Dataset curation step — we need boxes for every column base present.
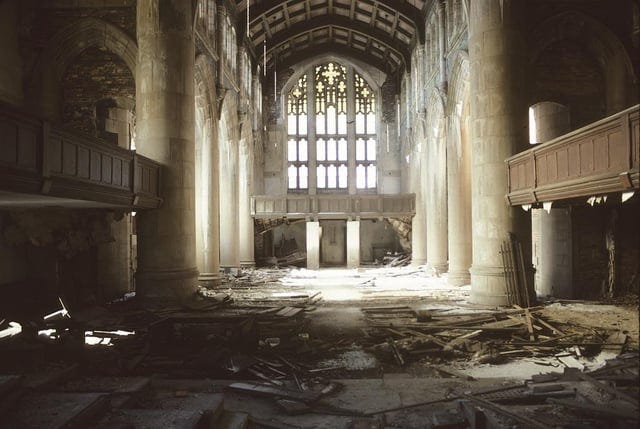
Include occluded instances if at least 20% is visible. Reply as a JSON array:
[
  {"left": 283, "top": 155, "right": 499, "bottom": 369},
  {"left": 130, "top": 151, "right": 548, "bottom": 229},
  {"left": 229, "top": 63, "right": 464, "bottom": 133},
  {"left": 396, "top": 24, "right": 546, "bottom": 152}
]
[
  {"left": 411, "top": 258, "right": 428, "bottom": 267},
  {"left": 428, "top": 261, "right": 448, "bottom": 275},
  {"left": 198, "top": 272, "right": 222, "bottom": 287},
  {"left": 469, "top": 264, "right": 508, "bottom": 306},
  {"left": 136, "top": 267, "right": 199, "bottom": 300},
  {"left": 240, "top": 260, "right": 255, "bottom": 268},
  {"left": 448, "top": 269, "right": 471, "bottom": 286}
]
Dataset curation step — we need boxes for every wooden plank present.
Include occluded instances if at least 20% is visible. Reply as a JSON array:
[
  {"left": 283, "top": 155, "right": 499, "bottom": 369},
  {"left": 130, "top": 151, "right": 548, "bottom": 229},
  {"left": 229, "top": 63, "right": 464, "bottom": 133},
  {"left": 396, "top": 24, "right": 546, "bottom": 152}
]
[
  {"left": 461, "top": 393, "right": 548, "bottom": 428},
  {"left": 524, "top": 308, "right": 536, "bottom": 341}
]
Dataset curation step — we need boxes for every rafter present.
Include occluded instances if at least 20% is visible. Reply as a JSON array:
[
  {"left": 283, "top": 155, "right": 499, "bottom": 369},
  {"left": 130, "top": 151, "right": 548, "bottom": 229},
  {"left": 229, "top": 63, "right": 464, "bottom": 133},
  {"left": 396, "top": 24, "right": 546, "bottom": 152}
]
[
  {"left": 271, "top": 42, "right": 401, "bottom": 75},
  {"left": 264, "top": 15, "right": 411, "bottom": 67}
]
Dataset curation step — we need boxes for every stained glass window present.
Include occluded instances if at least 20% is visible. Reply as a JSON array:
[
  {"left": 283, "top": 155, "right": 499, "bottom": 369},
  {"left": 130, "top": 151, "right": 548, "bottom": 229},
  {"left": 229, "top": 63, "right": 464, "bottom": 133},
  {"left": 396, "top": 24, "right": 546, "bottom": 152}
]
[{"left": 285, "top": 62, "right": 376, "bottom": 192}]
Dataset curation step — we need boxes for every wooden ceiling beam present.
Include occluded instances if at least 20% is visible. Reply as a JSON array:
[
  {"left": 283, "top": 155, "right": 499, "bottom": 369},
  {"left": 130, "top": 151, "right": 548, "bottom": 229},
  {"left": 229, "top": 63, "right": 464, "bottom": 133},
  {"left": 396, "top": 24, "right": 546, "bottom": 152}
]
[
  {"left": 263, "top": 15, "right": 411, "bottom": 67},
  {"left": 271, "top": 42, "right": 401, "bottom": 75}
]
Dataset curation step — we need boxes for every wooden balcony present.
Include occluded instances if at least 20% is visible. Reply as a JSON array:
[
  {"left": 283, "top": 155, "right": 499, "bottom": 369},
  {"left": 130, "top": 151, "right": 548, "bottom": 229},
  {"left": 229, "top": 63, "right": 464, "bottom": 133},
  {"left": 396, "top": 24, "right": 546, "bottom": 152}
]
[
  {"left": 0, "top": 103, "right": 162, "bottom": 209},
  {"left": 506, "top": 105, "right": 639, "bottom": 206},
  {"left": 251, "top": 193, "right": 416, "bottom": 220}
]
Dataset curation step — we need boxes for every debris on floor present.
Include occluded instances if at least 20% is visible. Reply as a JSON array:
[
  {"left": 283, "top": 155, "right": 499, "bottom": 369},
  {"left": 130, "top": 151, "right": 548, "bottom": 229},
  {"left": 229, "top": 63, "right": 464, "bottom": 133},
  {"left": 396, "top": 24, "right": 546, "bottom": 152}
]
[{"left": 0, "top": 267, "right": 637, "bottom": 427}]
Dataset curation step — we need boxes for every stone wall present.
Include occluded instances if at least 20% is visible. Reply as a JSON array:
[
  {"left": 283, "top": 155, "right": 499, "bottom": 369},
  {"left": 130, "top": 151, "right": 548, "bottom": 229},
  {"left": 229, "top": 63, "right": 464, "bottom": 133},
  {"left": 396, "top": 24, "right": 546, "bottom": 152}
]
[{"left": 62, "top": 47, "right": 135, "bottom": 136}]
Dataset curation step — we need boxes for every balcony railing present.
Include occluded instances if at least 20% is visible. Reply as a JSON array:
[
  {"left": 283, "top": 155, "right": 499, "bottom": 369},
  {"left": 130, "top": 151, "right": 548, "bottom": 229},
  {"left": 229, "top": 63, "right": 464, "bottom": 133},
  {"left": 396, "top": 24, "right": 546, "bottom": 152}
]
[
  {"left": 251, "top": 193, "right": 416, "bottom": 220},
  {"left": 0, "top": 103, "right": 162, "bottom": 209},
  {"left": 506, "top": 105, "right": 639, "bottom": 206}
]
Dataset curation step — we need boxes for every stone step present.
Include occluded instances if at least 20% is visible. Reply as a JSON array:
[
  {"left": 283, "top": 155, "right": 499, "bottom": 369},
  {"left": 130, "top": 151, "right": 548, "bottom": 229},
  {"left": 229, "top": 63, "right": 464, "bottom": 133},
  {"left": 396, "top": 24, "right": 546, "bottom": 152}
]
[
  {"left": 216, "top": 410, "right": 250, "bottom": 429},
  {"left": 94, "top": 409, "right": 206, "bottom": 429},
  {"left": 3, "top": 392, "right": 109, "bottom": 429}
]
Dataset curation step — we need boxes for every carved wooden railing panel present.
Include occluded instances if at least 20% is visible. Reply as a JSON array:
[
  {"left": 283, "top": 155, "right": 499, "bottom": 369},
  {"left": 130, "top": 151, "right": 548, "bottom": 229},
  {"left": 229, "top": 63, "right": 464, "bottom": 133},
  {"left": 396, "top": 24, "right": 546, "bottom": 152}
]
[
  {"left": 251, "top": 194, "right": 416, "bottom": 219},
  {"left": 0, "top": 103, "right": 162, "bottom": 209},
  {"left": 506, "top": 105, "right": 640, "bottom": 205}
]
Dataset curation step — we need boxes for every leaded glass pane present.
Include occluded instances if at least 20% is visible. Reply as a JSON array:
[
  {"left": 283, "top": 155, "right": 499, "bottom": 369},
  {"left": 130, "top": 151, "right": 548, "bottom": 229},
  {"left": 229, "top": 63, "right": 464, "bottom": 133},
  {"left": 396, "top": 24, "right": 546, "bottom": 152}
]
[{"left": 299, "top": 139, "right": 308, "bottom": 161}]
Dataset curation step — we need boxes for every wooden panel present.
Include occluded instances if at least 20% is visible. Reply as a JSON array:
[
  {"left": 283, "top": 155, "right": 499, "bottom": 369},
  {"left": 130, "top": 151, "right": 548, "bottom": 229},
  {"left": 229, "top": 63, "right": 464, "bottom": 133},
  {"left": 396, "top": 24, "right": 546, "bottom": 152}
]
[
  {"left": 50, "top": 137, "right": 63, "bottom": 173},
  {"left": 593, "top": 136, "right": 607, "bottom": 172},
  {"left": 506, "top": 105, "right": 639, "bottom": 205},
  {"left": 101, "top": 155, "right": 112, "bottom": 184},
  {"left": 17, "top": 127, "right": 37, "bottom": 169},
  {"left": 77, "top": 147, "right": 90, "bottom": 179},
  {"left": 90, "top": 151, "right": 102, "bottom": 181},
  {"left": 122, "top": 160, "right": 131, "bottom": 187},
  {"left": 568, "top": 144, "right": 579, "bottom": 177},
  {"left": 537, "top": 154, "right": 548, "bottom": 186},
  {"left": 579, "top": 141, "right": 593, "bottom": 175},
  {"left": 0, "top": 120, "right": 18, "bottom": 164},
  {"left": 557, "top": 148, "right": 568, "bottom": 179},
  {"left": 62, "top": 141, "right": 77, "bottom": 176},
  {"left": 113, "top": 158, "right": 122, "bottom": 186},
  {"left": 607, "top": 130, "right": 625, "bottom": 169}
]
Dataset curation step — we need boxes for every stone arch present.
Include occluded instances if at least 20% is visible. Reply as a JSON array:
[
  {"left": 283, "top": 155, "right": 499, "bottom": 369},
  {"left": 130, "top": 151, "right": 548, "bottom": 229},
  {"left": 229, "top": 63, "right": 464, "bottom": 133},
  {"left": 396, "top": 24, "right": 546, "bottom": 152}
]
[
  {"left": 528, "top": 11, "right": 636, "bottom": 117},
  {"left": 281, "top": 54, "right": 387, "bottom": 100},
  {"left": 44, "top": 17, "right": 138, "bottom": 82},
  {"left": 32, "top": 17, "right": 137, "bottom": 121}
]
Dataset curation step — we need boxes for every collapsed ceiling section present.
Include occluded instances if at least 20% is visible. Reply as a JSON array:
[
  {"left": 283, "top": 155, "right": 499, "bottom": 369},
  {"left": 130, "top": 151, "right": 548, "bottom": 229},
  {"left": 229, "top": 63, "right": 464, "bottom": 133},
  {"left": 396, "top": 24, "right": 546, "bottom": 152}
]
[{"left": 238, "top": 0, "right": 427, "bottom": 75}]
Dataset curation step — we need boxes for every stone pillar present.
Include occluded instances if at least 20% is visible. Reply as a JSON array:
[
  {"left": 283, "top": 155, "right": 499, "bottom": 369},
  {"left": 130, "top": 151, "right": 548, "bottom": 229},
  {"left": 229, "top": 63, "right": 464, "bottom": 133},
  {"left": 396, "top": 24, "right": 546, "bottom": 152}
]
[
  {"left": 346, "top": 220, "right": 360, "bottom": 268},
  {"left": 447, "top": 113, "right": 472, "bottom": 285},
  {"left": 532, "top": 208, "right": 572, "bottom": 297},
  {"left": 135, "top": 0, "right": 198, "bottom": 299},
  {"left": 529, "top": 102, "right": 572, "bottom": 298},
  {"left": 239, "top": 132, "right": 255, "bottom": 267},
  {"left": 411, "top": 156, "right": 428, "bottom": 266},
  {"left": 306, "top": 221, "right": 320, "bottom": 269},
  {"left": 436, "top": 0, "right": 447, "bottom": 92},
  {"left": 426, "top": 110, "right": 448, "bottom": 274},
  {"left": 195, "top": 110, "right": 221, "bottom": 285},
  {"left": 97, "top": 212, "right": 131, "bottom": 299},
  {"left": 469, "top": 0, "right": 530, "bottom": 305},
  {"left": 218, "top": 113, "right": 240, "bottom": 270}
]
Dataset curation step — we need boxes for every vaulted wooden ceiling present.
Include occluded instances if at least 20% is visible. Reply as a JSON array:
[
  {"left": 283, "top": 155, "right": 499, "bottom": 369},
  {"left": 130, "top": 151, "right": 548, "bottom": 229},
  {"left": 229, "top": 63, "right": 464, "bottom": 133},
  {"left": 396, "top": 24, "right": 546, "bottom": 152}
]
[{"left": 236, "top": 0, "right": 427, "bottom": 75}]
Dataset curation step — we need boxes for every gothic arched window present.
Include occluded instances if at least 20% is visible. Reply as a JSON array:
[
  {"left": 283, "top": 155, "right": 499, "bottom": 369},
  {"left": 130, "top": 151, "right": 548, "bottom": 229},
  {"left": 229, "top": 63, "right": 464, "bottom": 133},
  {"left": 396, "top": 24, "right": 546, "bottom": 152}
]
[{"left": 286, "top": 61, "right": 377, "bottom": 192}]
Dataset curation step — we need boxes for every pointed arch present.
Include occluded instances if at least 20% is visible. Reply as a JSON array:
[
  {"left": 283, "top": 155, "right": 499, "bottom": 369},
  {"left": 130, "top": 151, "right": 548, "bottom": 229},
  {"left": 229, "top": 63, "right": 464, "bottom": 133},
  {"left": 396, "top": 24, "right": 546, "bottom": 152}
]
[{"left": 42, "top": 17, "right": 138, "bottom": 82}]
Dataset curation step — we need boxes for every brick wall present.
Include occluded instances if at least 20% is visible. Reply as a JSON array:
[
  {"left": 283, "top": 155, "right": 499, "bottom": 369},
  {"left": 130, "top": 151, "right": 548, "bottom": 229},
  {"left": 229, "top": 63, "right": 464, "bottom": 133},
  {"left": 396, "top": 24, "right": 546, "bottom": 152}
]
[{"left": 61, "top": 47, "right": 135, "bottom": 136}]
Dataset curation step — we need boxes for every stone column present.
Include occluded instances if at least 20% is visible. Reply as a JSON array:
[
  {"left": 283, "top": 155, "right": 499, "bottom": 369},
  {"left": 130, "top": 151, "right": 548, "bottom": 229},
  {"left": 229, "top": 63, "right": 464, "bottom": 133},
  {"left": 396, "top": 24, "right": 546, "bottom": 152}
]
[
  {"left": 469, "top": 0, "right": 530, "bottom": 305},
  {"left": 447, "top": 112, "right": 472, "bottom": 285},
  {"left": 426, "top": 112, "right": 448, "bottom": 274},
  {"left": 195, "top": 111, "right": 221, "bottom": 285},
  {"left": 135, "top": 0, "right": 198, "bottom": 299},
  {"left": 346, "top": 220, "right": 360, "bottom": 268},
  {"left": 218, "top": 112, "right": 240, "bottom": 270},
  {"left": 529, "top": 102, "right": 572, "bottom": 298},
  {"left": 306, "top": 221, "right": 320, "bottom": 269},
  {"left": 239, "top": 131, "right": 255, "bottom": 267},
  {"left": 411, "top": 155, "right": 428, "bottom": 266}
]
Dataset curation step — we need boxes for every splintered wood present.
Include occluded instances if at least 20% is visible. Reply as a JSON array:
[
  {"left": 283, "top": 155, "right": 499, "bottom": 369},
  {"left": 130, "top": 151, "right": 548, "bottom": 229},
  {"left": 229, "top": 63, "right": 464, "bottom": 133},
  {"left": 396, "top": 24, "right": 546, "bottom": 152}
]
[{"left": 360, "top": 304, "right": 632, "bottom": 369}]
